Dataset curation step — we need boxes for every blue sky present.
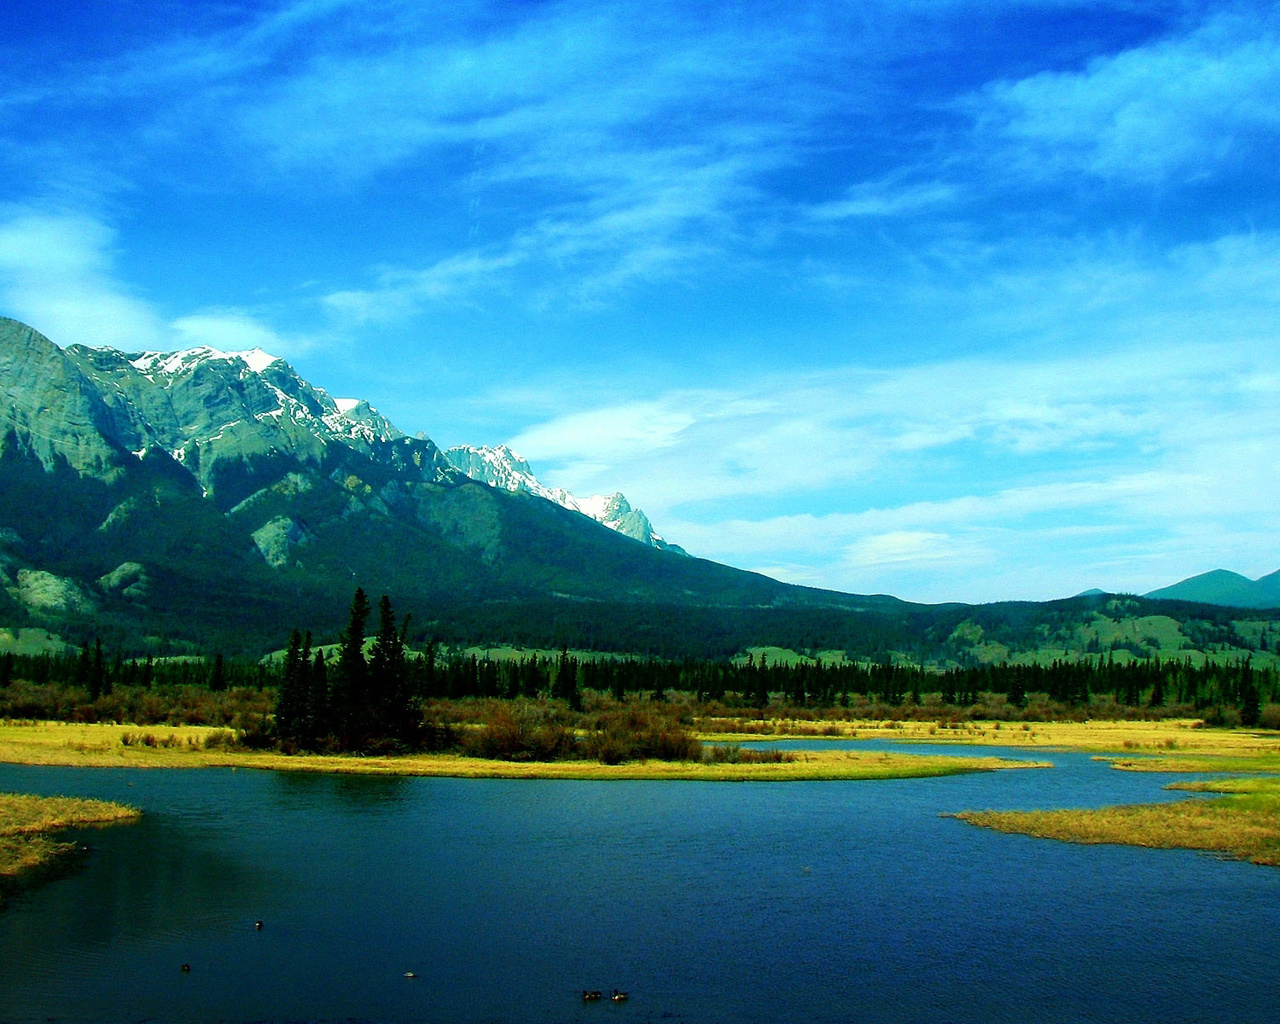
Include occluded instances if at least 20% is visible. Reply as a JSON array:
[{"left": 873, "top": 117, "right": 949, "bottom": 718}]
[{"left": 1, "top": 0, "right": 1277, "bottom": 602}]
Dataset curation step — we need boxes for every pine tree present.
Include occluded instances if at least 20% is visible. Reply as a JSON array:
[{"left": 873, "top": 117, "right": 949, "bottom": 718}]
[
  {"left": 335, "top": 587, "right": 372, "bottom": 747},
  {"left": 1242, "top": 676, "right": 1261, "bottom": 727},
  {"left": 89, "top": 639, "right": 106, "bottom": 700},
  {"left": 369, "top": 595, "right": 411, "bottom": 740},
  {"left": 308, "top": 650, "right": 329, "bottom": 741},
  {"left": 209, "top": 653, "right": 226, "bottom": 692},
  {"left": 276, "top": 630, "right": 307, "bottom": 742}
]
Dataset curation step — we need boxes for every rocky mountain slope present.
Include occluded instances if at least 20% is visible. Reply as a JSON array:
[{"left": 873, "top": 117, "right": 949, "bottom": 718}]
[
  {"left": 6, "top": 315, "right": 1272, "bottom": 660},
  {"left": 0, "top": 316, "right": 872, "bottom": 652},
  {"left": 443, "top": 443, "right": 682, "bottom": 552}
]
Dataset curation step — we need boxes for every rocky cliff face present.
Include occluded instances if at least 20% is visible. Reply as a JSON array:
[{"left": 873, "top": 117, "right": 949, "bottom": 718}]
[
  {"left": 0, "top": 317, "right": 763, "bottom": 651},
  {"left": 443, "top": 443, "right": 683, "bottom": 553},
  {"left": 0, "top": 319, "right": 129, "bottom": 476},
  {"left": 60, "top": 339, "right": 454, "bottom": 508}
]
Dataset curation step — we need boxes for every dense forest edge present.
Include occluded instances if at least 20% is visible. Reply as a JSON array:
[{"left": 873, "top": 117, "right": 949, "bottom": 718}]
[{"left": 3, "top": 588, "right": 1279, "bottom": 765}]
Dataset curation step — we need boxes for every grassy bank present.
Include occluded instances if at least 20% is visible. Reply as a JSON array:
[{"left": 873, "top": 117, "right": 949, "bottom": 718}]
[
  {"left": 955, "top": 775, "right": 1280, "bottom": 866},
  {"left": 0, "top": 721, "right": 1043, "bottom": 780},
  {"left": 1, "top": 793, "right": 140, "bottom": 895}
]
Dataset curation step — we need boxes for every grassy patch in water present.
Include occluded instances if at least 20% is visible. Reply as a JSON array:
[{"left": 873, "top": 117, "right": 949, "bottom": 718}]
[
  {"left": 0, "top": 793, "right": 141, "bottom": 894},
  {"left": 955, "top": 775, "right": 1280, "bottom": 867},
  {"left": 0, "top": 721, "right": 1044, "bottom": 780}
]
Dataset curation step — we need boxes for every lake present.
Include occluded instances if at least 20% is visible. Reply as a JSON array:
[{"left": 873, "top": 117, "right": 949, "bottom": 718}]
[{"left": 2, "top": 743, "right": 1278, "bottom": 1023}]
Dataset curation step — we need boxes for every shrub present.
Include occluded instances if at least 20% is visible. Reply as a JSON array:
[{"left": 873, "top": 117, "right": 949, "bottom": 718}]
[
  {"left": 1258, "top": 704, "right": 1280, "bottom": 731},
  {"left": 462, "top": 702, "right": 575, "bottom": 761}
]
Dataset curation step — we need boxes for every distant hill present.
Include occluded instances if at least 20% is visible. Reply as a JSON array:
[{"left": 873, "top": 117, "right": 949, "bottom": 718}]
[
  {"left": 1145, "top": 569, "right": 1280, "bottom": 609},
  {"left": 0, "top": 316, "right": 896, "bottom": 655},
  {"left": 3, "top": 314, "right": 1279, "bottom": 662}
]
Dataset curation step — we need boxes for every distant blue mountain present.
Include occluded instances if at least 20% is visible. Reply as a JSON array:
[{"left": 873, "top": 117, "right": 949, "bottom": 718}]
[{"left": 1145, "top": 569, "right": 1280, "bottom": 609}]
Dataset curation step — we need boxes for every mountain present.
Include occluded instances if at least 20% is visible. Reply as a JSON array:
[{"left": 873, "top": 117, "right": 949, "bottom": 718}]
[
  {"left": 0, "top": 316, "right": 889, "bottom": 654},
  {"left": 1145, "top": 569, "right": 1280, "bottom": 609},
  {"left": 6, "top": 315, "right": 1277, "bottom": 662},
  {"left": 443, "top": 444, "right": 684, "bottom": 553}
]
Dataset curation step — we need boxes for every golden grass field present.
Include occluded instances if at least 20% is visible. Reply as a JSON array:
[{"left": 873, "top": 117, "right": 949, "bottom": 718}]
[
  {"left": 956, "top": 775, "right": 1280, "bottom": 867},
  {"left": 0, "top": 720, "right": 1042, "bottom": 781},
  {"left": 0, "top": 792, "right": 140, "bottom": 888},
  {"left": 701, "top": 715, "right": 1280, "bottom": 759}
]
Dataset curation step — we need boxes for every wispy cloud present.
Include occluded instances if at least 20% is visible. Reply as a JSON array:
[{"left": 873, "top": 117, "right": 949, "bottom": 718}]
[
  {"left": 969, "top": 8, "right": 1280, "bottom": 183},
  {"left": 0, "top": 210, "right": 168, "bottom": 350},
  {"left": 809, "top": 180, "right": 958, "bottom": 220},
  {"left": 0, "top": 209, "right": 312, "bottom": 357},
  {"left": 170, "top": 311, "right": 314, "bottom": 359},
  {"left": 502, "top": 321, "right": 1278, "bottom": 600}
]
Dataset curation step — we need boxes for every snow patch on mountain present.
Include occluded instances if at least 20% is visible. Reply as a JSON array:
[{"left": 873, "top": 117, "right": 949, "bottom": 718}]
[
  {"left": 129, "top": 345, "right": 279, "bottom": 377},
  {"left": 444, "top": 444, "right": 684, "bottom": 553}
]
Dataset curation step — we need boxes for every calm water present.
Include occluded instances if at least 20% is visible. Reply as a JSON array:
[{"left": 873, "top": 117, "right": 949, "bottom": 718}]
[{"left": 1, "top": 745, "right": 1278, "bottom": 1024}]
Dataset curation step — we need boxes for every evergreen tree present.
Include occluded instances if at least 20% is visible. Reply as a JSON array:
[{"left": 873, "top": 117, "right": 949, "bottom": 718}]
[
  {"left": 1008, "top": 672, "right": 1026, "bottom": 709},
  {"left": 335, "top": 587, "right": 372, "bottom": 746},
  {"left": 74, "top": 644, "right": 91, "bottom": 691},
  {"left": 1242, "top": 676, "right": 1261, "bottom": 727},
  {"left": 276, "top": 630, "right": 307, "bottom": 741},
  {"left": 369, "top": 595, "right": 411, "bottom": 739},
  {"left": 209, "top": 653, "right": 227, "bottom": 692},
  {"left": 308, "top": 649, "right": 329, "bottom": 741},
  {"left": 89, "top": 639, "right": 106, "bottom": 700}
]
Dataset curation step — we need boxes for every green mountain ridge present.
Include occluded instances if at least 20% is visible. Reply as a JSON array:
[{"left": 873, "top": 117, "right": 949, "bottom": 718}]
[
  {"left": 2, "top": 315, "right": 1277, "bottom": 663},
  {"left": 1144, "top": 569, "right": 1280, "bottom": 609}
]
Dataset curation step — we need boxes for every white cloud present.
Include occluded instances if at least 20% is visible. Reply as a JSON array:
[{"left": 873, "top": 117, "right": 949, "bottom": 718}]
[
  {"left": 496, "top": 321, "right": 1279, "bottom": 601},
  {"left": 510, "top": 402, "right": 696, "bottom": 463},
  {"left": 0, "top": 210, "right": 313, "bottom": 360},
  {"left": 809, "top": 181, "right": 957, "bottom": 220},
  {"left": 170, "top": 311, "right": 312, "bottom": 359},
  {"left": 0, "top": 211, "right": 169, "bottom": 349},
  {"left": 970, "top": 10, "right": 1280, "bottom": 182}
]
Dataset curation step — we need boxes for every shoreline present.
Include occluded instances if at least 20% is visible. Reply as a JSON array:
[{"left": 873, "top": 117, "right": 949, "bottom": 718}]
[
  {"left": 0, "top": 793, "right": 140, "bottom": 898},
  {"left": 0, "top": 721, "right": 1044, "bottom": 781},
  {"left": 5, "top": 717, "right": 1280, "bottom": 870}
]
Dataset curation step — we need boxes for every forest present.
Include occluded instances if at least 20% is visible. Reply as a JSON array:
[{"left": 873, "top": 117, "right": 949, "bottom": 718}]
[{"left": 1, "top": 587, "right": 1277, "bottom": 762}]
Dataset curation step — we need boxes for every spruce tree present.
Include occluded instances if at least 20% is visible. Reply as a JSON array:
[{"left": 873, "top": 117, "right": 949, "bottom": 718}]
[
  {"left": 369, "top": 595, "right": 410, "bottom": 740},
  {"left": 335, "top": 587, "right": 372, "bottom": 746},
  {"left": 276, "top": 630, "right": 307, "bottom": 741},
  {"left": 308, "top": 650, "right": 329, "bottom": 742},
  {"left": 89, "top": 639, "right": 105, "bottom": 700},
  {"left": 209, "top": 653, "right": 226, "bottom": 692}
]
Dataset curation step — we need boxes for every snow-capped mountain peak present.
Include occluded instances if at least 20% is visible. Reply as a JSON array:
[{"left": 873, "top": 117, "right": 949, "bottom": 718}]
[
  {"left": 128, "top": 345, "right": 280, "bottom": 378},
  {"left": 443, "top": 444, "right": 683, "bottom": 553}
]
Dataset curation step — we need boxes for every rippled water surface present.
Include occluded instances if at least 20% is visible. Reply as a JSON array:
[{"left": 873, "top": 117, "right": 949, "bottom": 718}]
[{"left": 2, "top": 746, "right": 1278, "bottom": 1024}]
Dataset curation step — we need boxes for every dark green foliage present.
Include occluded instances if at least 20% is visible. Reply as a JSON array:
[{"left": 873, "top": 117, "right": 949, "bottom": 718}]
[
  {"left": 275, "top": 630, "right": 309, "bottom": 742},
  {"left": 333, "top": 587, "right": 372, "bottom": 746},
  {"left": 369, "top": 595, "right": 413, "bottom": 741},
  {"left": 208, "top": 653, "right": 226, "bottom": 692},
  {"left": 1242, "top": 675, "right": 1261, "bottom": 727}
]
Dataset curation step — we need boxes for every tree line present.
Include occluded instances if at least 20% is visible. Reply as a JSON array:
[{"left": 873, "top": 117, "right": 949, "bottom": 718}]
[{"left": 3, "top": 587, "right": 1278, "bottom": 741}]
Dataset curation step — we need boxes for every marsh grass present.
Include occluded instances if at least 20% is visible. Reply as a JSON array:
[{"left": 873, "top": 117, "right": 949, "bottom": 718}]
[
  {"left": 0, "top": 793, "right": 140, "bottom": 894},
  {"left": 0, "top": 721, "right": 1042, "bottom": 780},
  {"left": 955, "top": 776, "right": 1280, "bottom": 866}
]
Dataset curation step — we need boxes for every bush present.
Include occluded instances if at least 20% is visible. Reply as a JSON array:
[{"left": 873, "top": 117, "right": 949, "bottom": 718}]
[
  {"left": 705, "top": 744, "right": 794, "bottom": 764},
  {"left": 581, "top": 705, "right": 702, "bottom": 763},
  {"left": 462, "top": 702, "right": 575, "bottom": 761},
  {"left": 1257, "top": 704, "right": 1280, "bottom": 730}
]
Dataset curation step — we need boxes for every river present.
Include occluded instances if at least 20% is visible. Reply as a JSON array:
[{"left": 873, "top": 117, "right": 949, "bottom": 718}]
[{"left": 1, "top": 743, "right": 1277, "bottom": 1023}]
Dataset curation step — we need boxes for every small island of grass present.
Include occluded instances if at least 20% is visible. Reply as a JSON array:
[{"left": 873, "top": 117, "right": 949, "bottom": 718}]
[
  {"left": 955, "top": 774, "right": 1280, "bottom": 867},
  {"left": 1, "top": 793, "right": 141, "bottom": 900},
  {"left": 0, "top": 720, "right": 1043, "bottom": 780}
]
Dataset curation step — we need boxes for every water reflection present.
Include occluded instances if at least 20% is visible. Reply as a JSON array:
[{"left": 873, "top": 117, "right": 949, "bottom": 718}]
[{"left": 1, "top": 758, "right": 1278, "bottom": 1024}]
